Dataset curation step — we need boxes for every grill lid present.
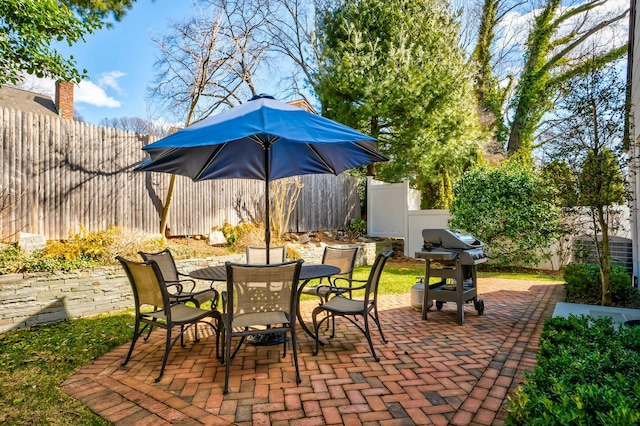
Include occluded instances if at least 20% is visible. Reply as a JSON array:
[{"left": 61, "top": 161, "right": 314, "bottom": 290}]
[{"left": 422, "top": 228, "right": 484, "bottom": 250}]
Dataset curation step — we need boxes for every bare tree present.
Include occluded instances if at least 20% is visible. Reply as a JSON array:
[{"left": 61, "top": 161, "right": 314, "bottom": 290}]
[
  {"left": 258, "top": 0, "right": 321, "bottom": 99},
  {"left": 466, "top": 0, "right": 628, "bottom": 161},
  {"left": 99, "top": 116, "right": 171, "bottom": 137},
  {"left": 148, "top": 0, "right": 270, "bottom": 235},
  {"left": 541, "top": 56, "right": 628, "bottom": 306},
  {"left": 509, "top": 0, "right": 628, "bottom": 158}
]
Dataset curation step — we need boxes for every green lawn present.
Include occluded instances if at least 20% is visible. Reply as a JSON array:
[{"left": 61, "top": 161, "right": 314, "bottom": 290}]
[
  {"left": 335, "top": 263, "right": 560, "bottom": 297},
  {"left": 0, "top": 314, "right": 134, "bottom": 425}
]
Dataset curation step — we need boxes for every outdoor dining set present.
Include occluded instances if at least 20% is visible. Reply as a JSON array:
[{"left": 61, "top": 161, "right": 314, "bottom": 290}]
[
  {"left": 116, "top": 94, "right": 453, "bottom": 394},
  {"left": 116, "top": 245, "right": 392, "bottom": 394}
]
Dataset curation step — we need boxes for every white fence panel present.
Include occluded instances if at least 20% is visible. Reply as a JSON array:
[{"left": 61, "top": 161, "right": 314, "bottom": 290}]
[
  {"left": 406, "top": 210, "right": 452, "bottom": 257},
  {"left": 367, "top": 177, "right": 420, "bottom": 238}
]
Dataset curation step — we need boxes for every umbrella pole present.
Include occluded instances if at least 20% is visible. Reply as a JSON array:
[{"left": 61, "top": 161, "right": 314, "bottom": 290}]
[
  {"left": 265, "top": 183, "right": 271, "bottom": 263},
  {"left": 265, "top": 149, "right": 271, "bottom": 264}
]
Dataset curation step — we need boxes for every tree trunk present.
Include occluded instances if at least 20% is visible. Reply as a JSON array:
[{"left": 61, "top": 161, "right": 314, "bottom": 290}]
[
  {"left": 472, "top": 0, "right": 498, "bottom": 109},
  {"left": 159, "top": 174, "right": 177, "bottom": 236},
  {"left": 507, "top": 115, "right": 523, "bottom": 155},
  {"left": 367, "top": 115, "right": 380, "bottom": 176},
  {"left": 597, "top": 206, "right": 612, "bottom": 306}
]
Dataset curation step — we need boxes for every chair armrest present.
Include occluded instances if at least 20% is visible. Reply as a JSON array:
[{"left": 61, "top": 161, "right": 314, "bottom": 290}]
[
  {"left": 331, "top": 277, "right": 353, "bottom": 288},
  {"left": 344, "top": 278, "right": 367, "bottom": 291},
  {"left": 315, "top": 284, "right": 357, "bottom": 299},
  {"left": 177, "top": 277, "right": 197, "bottom": 292},
  {"left": 313, "top": 284, "right": 333, "bottom": 295},
  {"left": 207, "top": 288, "right": 220, "bottom": 308},
  {"left": 165, "top": 282, "right": 184, "bottom": 295}
]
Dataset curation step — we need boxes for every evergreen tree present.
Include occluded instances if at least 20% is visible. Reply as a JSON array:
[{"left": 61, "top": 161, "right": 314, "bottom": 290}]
[{"left": 314, "top": 0, "right": 481, "bottom": 208}]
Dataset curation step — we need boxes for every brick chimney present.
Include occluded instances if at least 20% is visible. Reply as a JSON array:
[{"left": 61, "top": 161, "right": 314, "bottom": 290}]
[{"left": 55, "top": 81, "right": 74, "bottom": 120}]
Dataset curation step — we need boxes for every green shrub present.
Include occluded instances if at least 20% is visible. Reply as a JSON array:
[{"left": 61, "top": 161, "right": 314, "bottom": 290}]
[
  {"left": 563, "top": 262, "right": 639, "bottom": 307},
  {"left": 0, "top": 244, "right": 27, "bottom": 274},
  {"left": 348, "top": 217, "right": 367, "bottom": 238},
  {"left": 0, "top": 226, "right": 169, "bottom": 274},
  {"left": 21, "top": 226, "right": 121, "bottom": 272},
  {"left": 449, "top": 162, "right": 560, "bottom": 267},
  {"left": 563, "top": 262, "right": 601, "bottom": 302},
  {"left": 506, "top": 315, "right": 640, "bottom": 425},
  {"left": 218, "top": 221, "right": 268, "bottom": 251}
]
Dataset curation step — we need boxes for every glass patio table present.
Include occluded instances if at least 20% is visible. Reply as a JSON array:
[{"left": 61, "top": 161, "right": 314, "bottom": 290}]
[{"left": 190, "top": 263, "right": 340, "bottom": 341}]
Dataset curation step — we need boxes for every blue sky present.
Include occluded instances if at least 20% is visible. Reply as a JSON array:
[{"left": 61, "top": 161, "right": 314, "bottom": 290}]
[
  {"left": 25, "top": 0, "right": 199, "bottom": 125},
  {"left": 21, "top": 0, "right": 629, "bottom": 126},
  {"left": 65, "top": 0, "right": 195, "bottom": 124}
]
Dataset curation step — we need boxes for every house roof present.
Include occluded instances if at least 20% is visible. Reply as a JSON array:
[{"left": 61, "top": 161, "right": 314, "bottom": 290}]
[
  {"left": 0, "top": 85, "right": 59, "bottom": 117},
  {"left": 288, "top": 99, "right": 317, "bottom": 114}
]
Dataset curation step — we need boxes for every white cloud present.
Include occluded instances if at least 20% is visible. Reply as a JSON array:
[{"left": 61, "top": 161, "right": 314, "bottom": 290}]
[
  {"left": 76, "top": 80, "right": 121, "bottom": 108},
  {"left": 15, "top": 72, "right": 123, "bottom": 108},
  {"left": 15, "top": 74, "right": 55, "bottom": 97},
  {"left": 98, "top": 71, "right": 126, "bottom": 94}
]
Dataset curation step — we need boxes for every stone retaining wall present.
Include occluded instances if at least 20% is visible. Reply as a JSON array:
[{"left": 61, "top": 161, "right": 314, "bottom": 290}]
[{"left": 0, "top": 241, "right": 393, "bottom": 335}]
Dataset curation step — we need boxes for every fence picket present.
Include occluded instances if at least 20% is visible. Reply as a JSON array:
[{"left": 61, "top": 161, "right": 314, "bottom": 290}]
[{"left": 0, "top": 109, "right": 360, "bottom": 240}]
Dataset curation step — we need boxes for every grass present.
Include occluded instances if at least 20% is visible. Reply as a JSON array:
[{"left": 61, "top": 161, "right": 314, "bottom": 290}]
[
  {"left": 0, "top": 314, "right": 134, "bottom": 425},
  {"left": 302, "top": 261, "right": 561, "bottom": 300},
  {"left": 0, "top": 264, "right": 559, "bottom": 425}
]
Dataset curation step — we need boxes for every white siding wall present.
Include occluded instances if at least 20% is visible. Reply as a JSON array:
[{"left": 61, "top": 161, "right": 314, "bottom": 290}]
[{"left": 630, "top": 0, "right": 640, "bottom": 282}]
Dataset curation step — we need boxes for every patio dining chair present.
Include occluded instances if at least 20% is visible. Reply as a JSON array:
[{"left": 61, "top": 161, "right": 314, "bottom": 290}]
[
  {"left": 117, "top": 256, "right": 221, "bottom": 382},
  {"left": 245, "top": 245, "right": 286, "bottom": 264},
  {"left": 311, "top": 250, "right": 392, "bottom": 362},
  {"left": 220, "top": 260, "right": 303, "bottom": 394},
  {"left": 300, "top": 246, "right": 359, "bottom": 302},
  {"left": 139, "top": 249, "right": 219, "bottom": 308}
]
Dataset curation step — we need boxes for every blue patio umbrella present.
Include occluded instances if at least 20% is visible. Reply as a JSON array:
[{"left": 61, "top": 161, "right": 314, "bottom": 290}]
[{"left": 136, "top": 95, "right": 387, "bottom": 262}]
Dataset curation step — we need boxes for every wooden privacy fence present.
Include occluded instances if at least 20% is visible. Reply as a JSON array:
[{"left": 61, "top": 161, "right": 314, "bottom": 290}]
[{"left": 0, "top": 108, "right": 361, "bottom": 241}]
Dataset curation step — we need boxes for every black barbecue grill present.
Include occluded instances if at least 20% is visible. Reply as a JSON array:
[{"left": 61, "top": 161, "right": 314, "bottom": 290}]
[{"left": 415, "top": 229, "right": 488, "bottom": 325}]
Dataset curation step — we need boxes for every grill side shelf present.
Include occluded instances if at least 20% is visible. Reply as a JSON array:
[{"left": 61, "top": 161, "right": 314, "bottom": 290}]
[{"left": 414, "top": 250, "right": 459, "bottom": 261}]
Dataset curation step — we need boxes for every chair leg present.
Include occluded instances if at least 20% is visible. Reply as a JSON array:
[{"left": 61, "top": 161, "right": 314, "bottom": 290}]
[
  {"left": 224, "top": 326, "right": 232, "bottom": 394},
  {"left": 362, "top": 314, "right": 379, "bottom": 362},
  {"left": 156, "top": 327, "right": 173, "bottom": 382},
  {"left": 281, "top": 331, "right": 288, "bottom": 359},
  {"left": 330, "top": 313, "right": 336, "bottom": 338},
  {"left": 290, "top": 328, "right": 301, "bottom": 384},
  {"left": 143, "top": 326, "right": 154, "bottom": 341},
  {"left": 219, "top": 322, "right": 226, "bottom": 362},
  {"left": 312, "top": 305, "right": 329, "bottom": 356},
  {"left": 215, "top": 318, "right": 222, "bottom": 360},
  {"left": 193, "top": 322, "right": 200, "bottom": 343},
  {"left": 122, "top": 318, "right": 144, "bottom": 367},
  {"left": 371, "top": 306, "right": 388, "bottom": 343},
  {"left": 230, "top": 335, "right": 247, "bottom": 359}
]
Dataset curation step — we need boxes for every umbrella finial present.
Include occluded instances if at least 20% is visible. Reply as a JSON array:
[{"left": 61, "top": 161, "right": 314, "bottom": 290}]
[{"left": 249, "top": 94, "right": 275, "bottom": 101}]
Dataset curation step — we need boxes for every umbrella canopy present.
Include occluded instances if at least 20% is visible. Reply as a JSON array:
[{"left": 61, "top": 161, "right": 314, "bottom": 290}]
[{"left": 136, "top": 95, "right": 388, "bottom": 260}]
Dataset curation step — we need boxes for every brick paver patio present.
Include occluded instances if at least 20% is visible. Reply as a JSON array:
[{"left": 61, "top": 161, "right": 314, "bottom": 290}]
[{"left": 62, "top": 278, "right": 564, "bottom": 425}]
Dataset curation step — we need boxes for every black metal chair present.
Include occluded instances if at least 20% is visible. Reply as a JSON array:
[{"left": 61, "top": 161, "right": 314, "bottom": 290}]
[
  {"left": 139, "top": 249, "right": 219, "bottom": 308},
  {"left": 300, "top": 246, "right": 358, "bottom": 301},
  {"left": 117, "top": 256, "right": 221, "bottom": 382},
  {"left": 221, "top": 260, "right": 303, "bottom": 394},
  {"left": 311, "top": 250, "right": 392, "bottom": 361}
]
